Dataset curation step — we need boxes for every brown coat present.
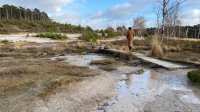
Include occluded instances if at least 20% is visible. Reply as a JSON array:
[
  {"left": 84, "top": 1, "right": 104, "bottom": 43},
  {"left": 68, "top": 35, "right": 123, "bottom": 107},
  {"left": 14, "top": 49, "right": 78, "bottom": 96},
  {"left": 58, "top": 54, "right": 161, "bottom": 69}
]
[{"left": 126, "top": 29, "right": 134, "bottom": 47}]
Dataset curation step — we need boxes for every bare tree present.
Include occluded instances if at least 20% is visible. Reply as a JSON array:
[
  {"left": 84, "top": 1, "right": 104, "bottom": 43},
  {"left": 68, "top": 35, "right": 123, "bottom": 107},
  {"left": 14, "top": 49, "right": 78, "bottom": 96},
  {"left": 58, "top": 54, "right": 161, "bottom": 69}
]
[
  {"left": 161, "top": 0, "right": 168, "bottom": 37},
  {"left": 186, "top": 27, "right": 188, "bottom": 38},
  {"left": 198, "top": 27, "right": 200, "bottom": 39},
  {"left": 195, "top": 29, "right": 197, "bottom": 38},
  {"left": 117, "top": 26, "right": 127, "bottom": 35},
  {"left": 6, "top": 9, "right": 9, "bottom": 20},
  {"left": 155, "top": 0, "right": 185, "bottom": 40},
  {"left": 133, "top": 16, "right": 146, "bottom": 37},
  {"left": 105, "top": 26, "right": 115, "bottom": 32},
  {"left": 153, "top": 5, "right": 161, "bottom": 35}
]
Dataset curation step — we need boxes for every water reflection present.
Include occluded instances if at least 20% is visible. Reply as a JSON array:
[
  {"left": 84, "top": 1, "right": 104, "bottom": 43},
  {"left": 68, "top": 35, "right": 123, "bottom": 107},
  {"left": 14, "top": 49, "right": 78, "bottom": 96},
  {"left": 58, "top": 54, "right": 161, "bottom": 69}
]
[
  {"left": 151, "top": 70, "right": 160, "bottom": 79},
  {"left": 124, "top": 70, "right": 160, "bottom": 89},
  {"left": 120, "top": 70, "right": 160, "bottom": 94},
  {"left": 125, "top": 74, "right": 132, "bottom": 87},
  {"left": 51, "top": 54, "right": 105, "bottom": 68}
]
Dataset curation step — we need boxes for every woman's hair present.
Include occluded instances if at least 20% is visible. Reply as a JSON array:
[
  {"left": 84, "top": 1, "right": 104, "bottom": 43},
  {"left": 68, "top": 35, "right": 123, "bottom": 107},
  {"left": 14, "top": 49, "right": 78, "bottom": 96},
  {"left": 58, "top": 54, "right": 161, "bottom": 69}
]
[{"left": 128, "top": 27, "right": 132, "bottom": 30}]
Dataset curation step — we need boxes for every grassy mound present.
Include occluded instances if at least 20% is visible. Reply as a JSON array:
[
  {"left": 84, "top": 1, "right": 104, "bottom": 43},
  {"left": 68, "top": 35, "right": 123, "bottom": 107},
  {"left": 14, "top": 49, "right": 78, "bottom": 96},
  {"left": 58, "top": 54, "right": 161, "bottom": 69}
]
[
  {"left": 105, "top": 31, "right": 122, "bottom": 38},
  {"left": 187, "top": 70, "right": 200, "bottom": 83},
  {"left": 80, "top": 31, "right": 101, "bottom": 42},
  {"left": 35, "top": 32, "right": 67, "bottom": 40},
  {"left": 0, "top": 19, "right": 87, "bottom": 34}
]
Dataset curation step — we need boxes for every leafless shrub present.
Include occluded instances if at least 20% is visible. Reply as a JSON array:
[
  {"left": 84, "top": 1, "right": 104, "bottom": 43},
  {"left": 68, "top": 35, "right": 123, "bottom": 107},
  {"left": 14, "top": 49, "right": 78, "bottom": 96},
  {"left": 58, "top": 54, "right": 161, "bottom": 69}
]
[{"left": 151, "top": 35, "right": 163, "bottom": 57}]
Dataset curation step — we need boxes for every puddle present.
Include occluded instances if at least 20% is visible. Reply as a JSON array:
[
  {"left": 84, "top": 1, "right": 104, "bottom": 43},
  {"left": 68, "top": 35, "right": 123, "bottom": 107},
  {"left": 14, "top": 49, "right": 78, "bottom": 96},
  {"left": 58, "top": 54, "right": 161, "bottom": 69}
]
[
  {"left": 51, "top": 54, "right": 200, "bottom": 111},
  {"left": 51, "top": 54, "right": 107, "bottom": 69},
  {"left": 180, "top": 94, "right": 200, "bottom": 104},
  {"left": 93, "top": 67, "right": 200, "bottom": 111},
  {"left": 119, "top": 70, "right": 160, "bottom": 96}
]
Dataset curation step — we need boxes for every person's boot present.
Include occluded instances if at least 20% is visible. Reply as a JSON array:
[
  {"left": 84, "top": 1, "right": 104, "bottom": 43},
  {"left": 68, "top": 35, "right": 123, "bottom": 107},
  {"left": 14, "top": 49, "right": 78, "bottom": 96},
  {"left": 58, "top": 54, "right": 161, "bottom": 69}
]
[{"left": 129, "top": 46, "right": 131, "bottom": 52}]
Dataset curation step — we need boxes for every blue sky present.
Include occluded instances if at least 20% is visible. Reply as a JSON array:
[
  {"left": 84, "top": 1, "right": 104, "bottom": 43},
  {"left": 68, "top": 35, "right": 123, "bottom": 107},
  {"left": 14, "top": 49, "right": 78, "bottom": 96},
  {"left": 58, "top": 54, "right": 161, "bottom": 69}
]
[{"left": 0, "top": 0, "right": 200, "bottom": 29}]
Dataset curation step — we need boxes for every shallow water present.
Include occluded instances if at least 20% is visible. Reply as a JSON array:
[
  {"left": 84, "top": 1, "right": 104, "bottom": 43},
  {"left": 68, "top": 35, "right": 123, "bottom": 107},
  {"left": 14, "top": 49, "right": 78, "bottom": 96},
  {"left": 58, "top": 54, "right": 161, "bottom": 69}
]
[
  {"left": 52, "top": 54, "right": 106, "bottom": 69},
  {"left": 94, "top": 67, "right": 200, "bottom": 112},
  {"left": 52, "top": 54, "right": 200, "bottom": 112}
]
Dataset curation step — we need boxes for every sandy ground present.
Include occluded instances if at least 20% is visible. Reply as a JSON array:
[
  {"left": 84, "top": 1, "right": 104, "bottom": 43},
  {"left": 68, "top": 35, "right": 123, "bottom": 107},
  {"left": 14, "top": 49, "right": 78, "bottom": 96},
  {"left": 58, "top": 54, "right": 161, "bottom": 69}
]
[
  {"left": 37, "top": 54, "right": 200, "bottom": 112},
  {"left": 0, "top": 35, "right": 199, "bottom": 112},
  {"left": 26, "top": 73, "right": 116, "bottom": 112},
  {"left": 0, "top": 33, "right": 82, "bottom": 43}
]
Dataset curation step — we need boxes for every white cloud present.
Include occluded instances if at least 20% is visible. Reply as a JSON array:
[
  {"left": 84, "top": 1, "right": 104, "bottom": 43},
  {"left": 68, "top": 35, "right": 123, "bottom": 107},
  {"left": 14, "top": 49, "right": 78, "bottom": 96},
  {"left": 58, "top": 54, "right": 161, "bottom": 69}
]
[
  {"left": 90, "top": 11, "right": 104, "bottom": 19},
  {"left": 0, "top": 0, "right": 74, "bottom": 13},
  {"left": 187, "top": 0, "right": 200, "bottom": 7},
  {"left": 181, "top": 9, "right": 200, "bottom": 26},
  {"left": 146, "top": 20, "right": 156, "bottom": 27},
  {"left": 0, "top": 0, "right": 199, "bottom": 29},
  {"left": 108, "top": 3, "right": 134, "bottom": 19},
  {"left": 90, "top": 0, "right": 153, "bottom": 20},
  {"left": 87, "top": 0, "right": 155, "bottom": 29},
  {"left": 85, "top": 18, "right": 107, "bottom": 29},
  {"left": 53, "top": 11, "right": 81, "bottom": 25}
]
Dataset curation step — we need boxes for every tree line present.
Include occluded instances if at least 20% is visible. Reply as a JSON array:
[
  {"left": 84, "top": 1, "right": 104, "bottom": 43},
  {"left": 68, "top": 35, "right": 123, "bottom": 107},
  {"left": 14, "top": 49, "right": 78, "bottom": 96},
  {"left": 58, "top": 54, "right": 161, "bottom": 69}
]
[
  {"left": 0, "top": 4, "right": 94, "bottom": 33},
  {"left": 145, "top": 24, "right": 200, "bottom": 38},
  {"left": 0, "top": 4, "right": 49, "bottom": 21},
  {"left": 132, "top": 0, "right": 200, "bottom": 39}
]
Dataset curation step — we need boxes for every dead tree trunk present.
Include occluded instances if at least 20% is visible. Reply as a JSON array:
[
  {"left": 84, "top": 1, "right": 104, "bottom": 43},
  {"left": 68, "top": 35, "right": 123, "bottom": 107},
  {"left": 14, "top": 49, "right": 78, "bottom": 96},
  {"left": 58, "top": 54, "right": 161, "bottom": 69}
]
[
  {"left": 6, "top": 9, "right": 9, "bottom": 20},
  {"left": 198, "top": 27, "right": 200, "bottom": 39},
  {"left": 20, "top": 11, "right": 22, "bottom": 20},
  {"left": 11, "top": 7, "right": 13, "bottom": 20},
  {"left": 186, "top": 27, "right": 188, "bottom": 38},
  {"left": 195, "top": 30, "right": 197, "bottom": 38},
  {"left": 161, "top": 0, "right": 167, "bottom": 40},
  {"left": 178, "top": 27, "right": 181, "bottom": 38},
  {"left": 24, "top": 10, "right": 26, "bottom": 20}
]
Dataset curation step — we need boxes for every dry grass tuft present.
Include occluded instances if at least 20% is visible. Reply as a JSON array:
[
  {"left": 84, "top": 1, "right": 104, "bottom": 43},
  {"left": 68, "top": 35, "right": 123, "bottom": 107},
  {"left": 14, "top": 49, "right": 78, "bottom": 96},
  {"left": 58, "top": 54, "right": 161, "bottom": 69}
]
[
  {"left": 0, "top": 65, "right": 38, "bottom": 76},
  {"left": 90, "top": 59, "right": 116, "bottom": 65},
  {"left": 162, "top": 45, "right": 182, "bottom": 52},
  {"left": 0, "top": 59, "right": 99, "bottom": 99},
  {"left": 51, "top": 46, "right": 65, "bottom": 52},
  {"left": 38, "top": 77, "right": 83, "bottom": 99},
  {"left": 151, "top": 35, "right": 163, "bottom": 57}
]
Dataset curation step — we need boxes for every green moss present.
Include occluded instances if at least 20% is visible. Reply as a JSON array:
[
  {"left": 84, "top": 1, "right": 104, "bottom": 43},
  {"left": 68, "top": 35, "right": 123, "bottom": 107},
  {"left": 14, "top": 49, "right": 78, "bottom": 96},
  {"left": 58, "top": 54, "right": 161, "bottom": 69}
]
[
  {"left": 80, "top": 31, "right": 101, "bottom": 42},
  {"left": 106, "top": 31, "right": 122, "bottom": 38},
  {"left": 187, "top": 70, "right": 200, "bottom": 83},
  {"left": 35, "top": 32, "right": 67, "bottom": 40}
]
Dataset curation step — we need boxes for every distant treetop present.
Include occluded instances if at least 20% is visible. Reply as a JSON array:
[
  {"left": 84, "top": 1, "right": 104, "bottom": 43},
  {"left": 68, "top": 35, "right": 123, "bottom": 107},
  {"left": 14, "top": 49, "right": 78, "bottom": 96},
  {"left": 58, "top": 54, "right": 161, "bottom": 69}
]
[{"left": 0, "top": 4, "right": 50, "bottom": 21}]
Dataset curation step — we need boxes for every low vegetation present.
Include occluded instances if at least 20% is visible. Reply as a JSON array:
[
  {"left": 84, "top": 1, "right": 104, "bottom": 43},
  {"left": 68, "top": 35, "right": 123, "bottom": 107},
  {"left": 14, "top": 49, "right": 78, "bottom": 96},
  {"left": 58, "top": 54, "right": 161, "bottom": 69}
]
[
  {"left": 0, "top": 5, "right": 89, "bottom": 34},
  {"left": 80, "top": 31, "right": 101, "bottom": 42},
  {"left": 187, "top": 70, "right": 200, "bottom": 83},
  {"left": 90, "top": 59, "right": 116, "bottom": 65},
  {"left": 0, "top": 19, "right": 89, "bottom": 34},
  {"left": 38, "top": 77, "right": 83, "bottom": 99},
  {"left": 35, "top": 32, "right": 67, "bottom": 40},
  {"left": 1, "top": 39, "right": 12, "bottom": 44},
  {"left": 80, "top": 29, "right": 123, "bottom": 42},
  {"left": 0, "top": 42, "right": 99, "bottom": 100},
  {"left": 0, "top": 59, "right": 101, "bottom": 101},
  {"left": 105, "top": 30, "right": 122, "bottom": 38}
]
